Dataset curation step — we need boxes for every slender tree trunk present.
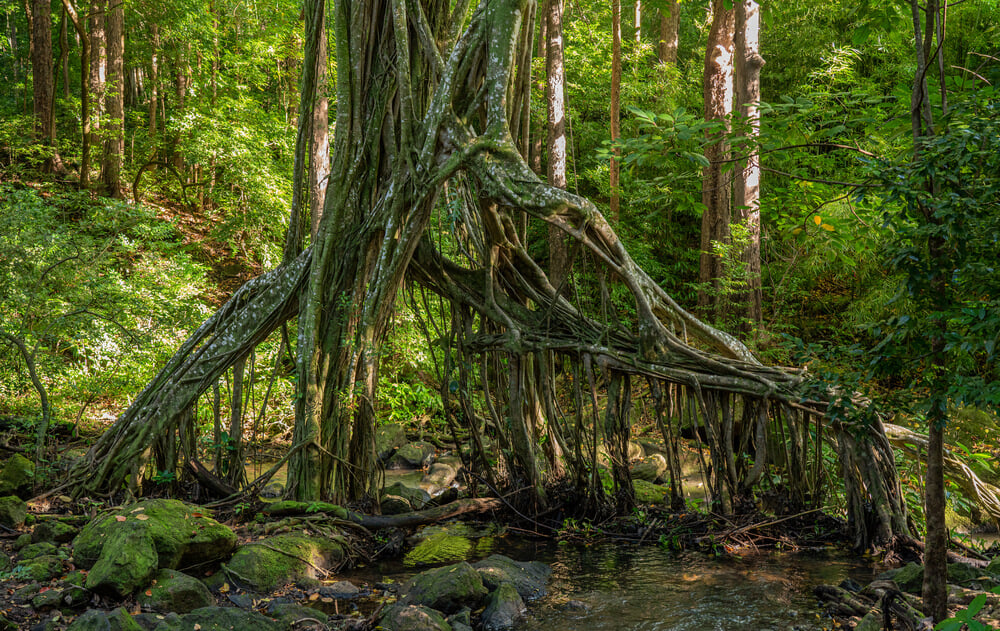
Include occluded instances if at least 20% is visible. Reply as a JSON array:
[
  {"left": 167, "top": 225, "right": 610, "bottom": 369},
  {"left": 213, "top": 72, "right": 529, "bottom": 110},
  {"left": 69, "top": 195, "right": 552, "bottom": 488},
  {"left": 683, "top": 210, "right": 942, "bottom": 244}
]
[
  {"left": 60, "top": 0, "right": 90, "bottom": 187},
  {"left": 633, "top": 0, "right": 641, "bottom": 43},
  {"left": 733, "top": 0, "right": 763, "bottom": 326},
  {"left": 100, "top": 0, "right": 123, "bottom": 197},
  {"left": 610, "top": 0, "right": 622, "bottom": 223},
  {"left": 58, "top": 6, "right": 69, "bottom": 98},
  {"left": 88, "top": 0, "right": 105, "bottom": 166},
  {"left": 172, "top": 48, "right": 188, "bottom": 171},
  {"left": 698, "top": 0, "right": 734, "bottom": 315},
  {"left": 530, "top": 7, "right": 546, "bottom": 175},
  {"left": 657, "top": 1, "right": 679, "bottom": 65},
  {"left": 30, "top": 0, "right": 57, "bottom": 172},
  {"left": 148, "top": 24, "right": 158, "bottom": 139},
  {"left": 545, "top": 0, "right": 569, "bottom": 287}
]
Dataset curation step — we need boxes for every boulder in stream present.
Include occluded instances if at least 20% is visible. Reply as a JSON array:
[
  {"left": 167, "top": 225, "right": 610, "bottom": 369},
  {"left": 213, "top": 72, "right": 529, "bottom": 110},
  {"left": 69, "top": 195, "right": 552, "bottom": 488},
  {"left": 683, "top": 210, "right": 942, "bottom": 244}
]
[
  {"left": 397, "top": 561, "right": 488, "bottom": 614},
  {"left": 387, "top": 442, "right": 436, "bottom": 470},
  {"left": 473, "top": 554, "right": 552, "bottom": 601},
  {"left": 480, "top": 582, "right": 526, "bottom": 631},
  {"left": 377, "top": 424, "right": 410, "bottom": 462}
]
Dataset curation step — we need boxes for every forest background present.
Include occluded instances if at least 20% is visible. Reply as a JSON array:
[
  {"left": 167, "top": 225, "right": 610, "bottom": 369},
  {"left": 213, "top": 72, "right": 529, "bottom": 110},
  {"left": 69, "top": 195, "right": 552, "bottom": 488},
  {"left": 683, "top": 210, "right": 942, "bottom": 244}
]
[{"left": 1, "top": 0, "right": 999, "bottom": 616}]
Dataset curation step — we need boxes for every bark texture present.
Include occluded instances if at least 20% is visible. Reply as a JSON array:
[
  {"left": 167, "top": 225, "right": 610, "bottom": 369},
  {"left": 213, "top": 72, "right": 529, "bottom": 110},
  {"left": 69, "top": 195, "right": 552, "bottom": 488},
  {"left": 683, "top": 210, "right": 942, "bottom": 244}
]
[
  {"left": 657, "top": 1, "right": 679, "bottom": 65},
  {"left": 30, "top": 0, "right": 56, "bottom": 171},
  {"left": 545, "top": 0, "right": 569, "bottom": 287},
  {"left": 100, "top": 0, "right": 124, "bottom": 197}
]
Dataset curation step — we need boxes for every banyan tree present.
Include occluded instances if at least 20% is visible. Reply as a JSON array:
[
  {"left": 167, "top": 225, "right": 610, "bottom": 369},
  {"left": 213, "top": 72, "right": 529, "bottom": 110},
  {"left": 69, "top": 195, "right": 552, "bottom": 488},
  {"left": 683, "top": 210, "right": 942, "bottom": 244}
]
[{"left": 65, "top": 0, "right": 909, "bottom": 549}]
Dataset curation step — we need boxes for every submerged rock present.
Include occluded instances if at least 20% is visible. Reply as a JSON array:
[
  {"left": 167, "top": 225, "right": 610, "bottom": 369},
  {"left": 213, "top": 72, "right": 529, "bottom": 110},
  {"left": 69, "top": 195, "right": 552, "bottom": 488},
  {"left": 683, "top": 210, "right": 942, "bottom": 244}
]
[
  {"left": 472, "top": 554, "right": 552, "bottom": 601},
  {"left": 404, "top": 531, "right": 472, "bottom": 567},
  {"left": 397, "top": 561, "right": 488, "bottom": 614},
  {"left": 224, "top": 533, "right": 345, "bottom": 592},
  {"left": 73, "top": 499, "right": 236, "bottom": 573}
]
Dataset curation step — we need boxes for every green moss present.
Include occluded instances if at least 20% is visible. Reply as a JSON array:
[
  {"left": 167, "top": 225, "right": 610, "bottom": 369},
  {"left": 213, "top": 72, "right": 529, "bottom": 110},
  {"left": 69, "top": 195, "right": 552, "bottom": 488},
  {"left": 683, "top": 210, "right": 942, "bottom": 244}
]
[
  {"left": 633, "top": 479, "right": 668, "bottom": 504},
  {"left": 261, "top": 500, "right": 348, "bottom": 519},
  {"left": 404, "top": 531, "right": 473, "bottom": 567},
  {"left": 225, "top": 534, "right": 344, "bottom": 592}
]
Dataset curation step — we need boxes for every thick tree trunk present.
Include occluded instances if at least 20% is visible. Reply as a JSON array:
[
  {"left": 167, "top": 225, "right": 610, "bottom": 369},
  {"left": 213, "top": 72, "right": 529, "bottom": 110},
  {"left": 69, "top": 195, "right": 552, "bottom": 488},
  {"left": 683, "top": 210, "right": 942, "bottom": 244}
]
[
  {"left": 610, "top": 0, "right": 622, "bottom": 222},
  {"left": 733, "top": 0, "right": 763, "bottom": 326},
  {"left": 657, "top": 1, "right": 679, "bottom": 65},
  {"left": 923, "top": 421, "right": 947, "bottom": 622},
  {"left": 545, "top": 0, "right": 569, "bottom": 287},
  {"left": 698, "top": 0, "right": 734, "bottom": 315},
  {"left": 58, "top": 6, "right": 69, "bottom": 98},
  {"left": 100, "top": 0, "right": 123, "bottom": 197},
  {"left": 308, "top": 7, "right": 329, "bottom": 238},
  {"left": 30, "top": 0, "right": 57, "bottom": 172}
]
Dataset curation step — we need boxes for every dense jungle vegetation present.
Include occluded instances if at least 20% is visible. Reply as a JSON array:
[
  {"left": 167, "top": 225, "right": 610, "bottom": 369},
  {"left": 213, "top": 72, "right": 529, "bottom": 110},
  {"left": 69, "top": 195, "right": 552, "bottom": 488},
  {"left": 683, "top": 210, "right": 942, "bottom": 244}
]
[{"left": 1, "top": 0, "right": 999, "bottom": 626}]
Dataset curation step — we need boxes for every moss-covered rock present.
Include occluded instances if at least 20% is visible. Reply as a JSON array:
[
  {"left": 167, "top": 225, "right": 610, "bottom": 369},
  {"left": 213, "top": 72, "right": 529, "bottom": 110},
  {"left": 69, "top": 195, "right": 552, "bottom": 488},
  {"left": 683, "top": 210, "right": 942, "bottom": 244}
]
[
  {"left": 421, "top": 463, "right": 458, "bottom": 492},
  {"left": 73, "top": 499, "right": 236, "bottom": 571},
  {"left": 86, "top": 520, "right": 159, "bottom": 598},
  {"left": 472, "top": 555, "right": 552, "bottom": 601},
  {"left": 0, "top": 454, "right": 34, "bottom": 497},
  {"left": 66, "top": 607, "right": 141, "bottom": 631},
  {"left": 32, "top": 520, "right": 78, "bottom": 544},
  {"left": 481, "top": 582, "right": 526, "bottom": 631},
  {"left": 0, "top": 495, "right": 27, "bottom": 528},
  {"left": 387, "top": 442, "right": 436, "bottom": 470},
  {"left": 137, "top": 569, "right": 214, "bottom": 613},
  {"left": 151, "top": 606, "right": 281, "bottom": 631},
  {"left": 266, "top": 602, "right": 329, "bottom": 628},
  {"left": 19, "top": 541, "right": 58, "bottom": 560},
  {"left": 224, "top": 534, "right": 345, "bottom": 592},
  {"left": 383, "top": 482, "right": 431, "bottom": 510},
  {"left": 377, "top": 424, "right": 410, "bottom": 462},
  {"left": 404, "top": 531, "right": 472, "bottom": 567},
  {"left": 629, "top": 454, "right": 667, "bottom": 482},
  {"left": 379, "top": 604, "right": 453, "bottom": 631},
  {"left": 17, "top": 554, "right": 64, "bottom": 582},
  {"left": 892, "top": 562, "right": 924, "bottom": 594},
  {"left": 398, "top": 561, "right": 488, "bottom": 614},
  {"left": 632, "top": 479, "right": 668, "bottom": 504},
  {"left": 13, "top": 532, "right": 32, "bottom": 549}
]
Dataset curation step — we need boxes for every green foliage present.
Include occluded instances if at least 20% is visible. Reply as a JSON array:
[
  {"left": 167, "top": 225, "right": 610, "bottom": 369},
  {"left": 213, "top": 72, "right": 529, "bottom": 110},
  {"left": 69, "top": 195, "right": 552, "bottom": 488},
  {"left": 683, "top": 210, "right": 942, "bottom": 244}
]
[
  {"left": 0, "top": 184, "right": 210, "bottom": 428},
  {"left": 934, "top": 588, "right": 1000, "bottom": 631}
]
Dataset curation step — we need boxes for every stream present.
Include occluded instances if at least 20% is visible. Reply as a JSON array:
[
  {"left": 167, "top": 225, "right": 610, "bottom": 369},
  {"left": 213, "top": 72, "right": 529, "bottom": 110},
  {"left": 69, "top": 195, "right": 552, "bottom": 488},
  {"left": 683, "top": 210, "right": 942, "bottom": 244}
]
[{"left": 344, "top": 537, "right": 877, "bottom": 631}]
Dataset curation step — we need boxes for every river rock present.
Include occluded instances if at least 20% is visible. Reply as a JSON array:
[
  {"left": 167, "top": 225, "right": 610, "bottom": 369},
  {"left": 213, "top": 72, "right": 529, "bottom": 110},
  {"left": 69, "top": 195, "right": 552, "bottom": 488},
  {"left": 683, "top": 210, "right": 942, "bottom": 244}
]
[
  {"left": 73, "top": 499, "right": 236, "bottom": 573},
  {"left": 387, "top": 442, "right": 436, "bottom": 470},
  {"left": 66, "top": 607, "right": 141, "bottom": 631},
  {"left": 630, "top": 454, "right": 667, "bottom": 482},
  {"left": 379, "top": 604, "right": 453, "bottom": 631},
  {"left": 149, "top": 606, "right": 281, "bottom": 631},
  {"left": 86, "top": 520, "right": 159, "bottom": 598},
  {"left": 33, "top": 519, "right": 78, "bottom": 543},
  {"left": 633, "top": 479, "right": 668, "bottom": 504},
  {"left": 0, "top": 495, "right": 27, "bottom": 528},
  {"left": 0, "top": 454, "right": 35, "bottom": 497},
  {"left": 398, "top": 561, "right": 488, "bottom": 614},
  {"left": 377, "top": 424, "right": 410, "bottom": 462},
  {"left": 137, "top": 568, "right": 214, "bottom": 613},
  {"left": 382, "top": 481, "right": 431, "bottom": 512},
  {"left": 889, "top": 562, "right": 924, "bottom": 594},
  {"left": 224, "top": 533, "right": 344, "bottom": 592},
  {"left": 318, "top": 580, "right": 361, "bottom": 598},
  {"left": 854, "top": 611, "right": 882, "bottom": 631},
  {"left": 472, "top": 554, "right": 552, "bottom": 601},
  {"left": 481, "top": 582, "right": 525, "bottom": 631},
  {"left": 421, "top": 463, "right": 458, "bottom": 491}
]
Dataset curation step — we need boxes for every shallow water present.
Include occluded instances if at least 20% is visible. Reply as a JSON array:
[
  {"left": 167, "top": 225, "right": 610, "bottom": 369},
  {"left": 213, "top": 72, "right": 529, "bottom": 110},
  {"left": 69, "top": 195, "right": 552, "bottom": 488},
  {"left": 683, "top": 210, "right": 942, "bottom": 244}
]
[{"left": 346, "top": 537, "right": 876, "bottom": 631}]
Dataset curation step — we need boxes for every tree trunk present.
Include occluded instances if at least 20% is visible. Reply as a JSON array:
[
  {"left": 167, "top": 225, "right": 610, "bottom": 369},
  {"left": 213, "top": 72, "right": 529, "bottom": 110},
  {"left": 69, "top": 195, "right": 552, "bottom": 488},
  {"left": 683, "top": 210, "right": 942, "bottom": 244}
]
[
  {"left": 148, "top": 24, "right": 158, "bottom": 139},
  {"left": 733, "top": 0, "right": 763, "bottom": 326},
  {"left": 633, "top": 0, "right": 641, "bottom": 43},
  {"left": 60, "top": 0, "right": 90, "bottom": 188},
  {"left": 308, "top": 1, "right": 329, "bottom": 238},
  {"left": 923, "top": 420, "right": 947, "bottom": 622},
  {"left": 100, "top": 0, "right": 123, "bottom": 197},
  {"left": 610, "top": 0, "right": 622, "bottom": 222},
  {"left": 88, "top": 0, "right": 105, "bottom": 159},
  {"left": 698, "top": 0, "right": 734, "bottom": 315},
  {"left": 657, "top": 1, "right": 679, "bottom": 65},
  {"left": 30, "top": 0, "right": 57, "bottom": 172},
  {"left": 545, "top": 0, "right": 568, "bottom": 287},
  {"left": 58, "top": 6, "right": 69, "bottom": 98}
]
